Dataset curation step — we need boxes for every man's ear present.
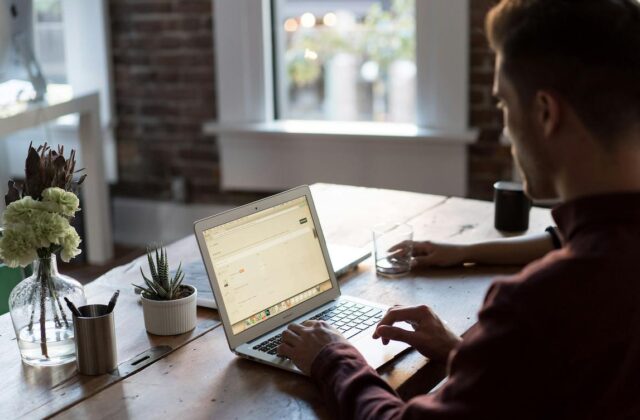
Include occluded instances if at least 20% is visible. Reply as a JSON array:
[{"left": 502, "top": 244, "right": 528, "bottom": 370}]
[{"left": 534, "top": 91, "right": 561, "bottom": 138}]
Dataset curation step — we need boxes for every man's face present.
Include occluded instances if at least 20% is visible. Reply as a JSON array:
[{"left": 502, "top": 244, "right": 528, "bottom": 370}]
[{"left": 493, "top": 55, "right": 557, "bottom": 200}]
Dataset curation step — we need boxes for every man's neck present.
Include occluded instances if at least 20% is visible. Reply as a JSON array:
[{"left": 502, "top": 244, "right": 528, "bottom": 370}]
[{"left": 556, "top": 134, "right": 640, "bottom": 201}]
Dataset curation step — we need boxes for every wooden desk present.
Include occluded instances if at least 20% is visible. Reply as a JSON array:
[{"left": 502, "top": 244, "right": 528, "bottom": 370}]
[{"left": 0, "top": 184, "right": 553, "bottom": 418}]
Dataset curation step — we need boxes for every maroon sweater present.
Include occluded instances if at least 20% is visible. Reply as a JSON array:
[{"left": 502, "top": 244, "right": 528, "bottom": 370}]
[{"left": 311, "top": 193, "right": 640, "bottom": 419}]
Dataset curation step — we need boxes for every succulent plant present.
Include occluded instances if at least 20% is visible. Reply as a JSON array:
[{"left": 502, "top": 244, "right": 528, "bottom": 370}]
[{"left": 133, "top": 246, "right": 188, "bottom": 300}]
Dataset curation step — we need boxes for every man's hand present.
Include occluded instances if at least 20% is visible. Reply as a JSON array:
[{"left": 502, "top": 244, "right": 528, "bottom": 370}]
[
  {"left": 373, "top": 305, "right": 461, "bottom": 362},
  {"left": 389, "top": 241, "right": 466, "bottom": 268},
  {"left": 277, "top": 321, "right": 351, "bottom": 375}
]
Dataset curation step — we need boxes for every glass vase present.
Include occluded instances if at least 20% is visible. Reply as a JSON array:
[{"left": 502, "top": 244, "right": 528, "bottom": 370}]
[{"left": 8, "top": 254, "right": 86, "bottom": 366}]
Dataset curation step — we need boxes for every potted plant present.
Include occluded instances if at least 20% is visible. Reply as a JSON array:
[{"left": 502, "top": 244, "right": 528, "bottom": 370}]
[
  {"left": 133, "top": 246, "right": 197, "bottom": 335},
  {"left": 0, "top": 144, "right": 86, "bottom": 366}
]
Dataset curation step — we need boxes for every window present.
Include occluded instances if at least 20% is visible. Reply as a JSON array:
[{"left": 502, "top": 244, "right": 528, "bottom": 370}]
[
  {"left": 273, "top": 0, "right": 416, "bottom": 123},
  {"left": 211, "top": 0, "right": 473, "bottom": 196},
  {"left": 0, "top": 0, "right": 67, "bottom": 101},
  {"left": 33, "top": 0, "right": 67, "bottom": 84},
  {"left": 1, "top": 0, "right": 116, "bottom": 183}
]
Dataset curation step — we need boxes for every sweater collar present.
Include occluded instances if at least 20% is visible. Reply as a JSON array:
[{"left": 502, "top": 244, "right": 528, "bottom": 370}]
[{"left": 552, "top": 191, "right": 640, "bottom": 242}]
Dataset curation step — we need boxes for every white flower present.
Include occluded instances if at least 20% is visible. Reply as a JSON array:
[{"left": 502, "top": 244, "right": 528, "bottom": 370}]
[
  {"left": 42, "top": 187, "right": 80, "bottom": 217},
  {"left": 2, "top": 196, "right": 54, "bottom": 225},
  {"left": 0, "top": 194, "right": 82, "bottom": 267},
  {"left": 60, "top": 229, "right": 82, "bottom": 262},
  {"left": 0, "top": 227, "right": 38, "bottom": 267}
]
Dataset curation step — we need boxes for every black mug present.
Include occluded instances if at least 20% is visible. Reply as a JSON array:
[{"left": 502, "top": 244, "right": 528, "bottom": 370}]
[{"left": 493, "top": 181, "right": 532, "bottom": 232}]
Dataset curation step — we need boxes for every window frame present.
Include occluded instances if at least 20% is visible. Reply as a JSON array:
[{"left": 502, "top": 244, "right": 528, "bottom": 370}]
[
  {"left": 210, "top": 0, "right": 476, "bottom": 195},
  {"left": 214, "top": 0, "right": 469, "bottom": 130}
]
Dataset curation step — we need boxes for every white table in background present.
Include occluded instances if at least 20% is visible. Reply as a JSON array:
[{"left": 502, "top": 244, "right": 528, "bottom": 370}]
[{"left": 0, "top": 89, "right": 113, "bottom": 264}]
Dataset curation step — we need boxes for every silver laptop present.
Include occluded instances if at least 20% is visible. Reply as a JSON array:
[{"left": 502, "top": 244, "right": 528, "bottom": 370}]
[
  {"left": 193, "top": 185, "right": 410, "bottom": 374},
  {"left": 169, "top": 244, "right": 370, "bottom": 310}
]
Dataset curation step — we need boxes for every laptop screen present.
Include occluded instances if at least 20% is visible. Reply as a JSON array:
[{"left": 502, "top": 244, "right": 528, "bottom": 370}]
[{"left": 203, "top": 196, "right": 333, "bottom": 335}]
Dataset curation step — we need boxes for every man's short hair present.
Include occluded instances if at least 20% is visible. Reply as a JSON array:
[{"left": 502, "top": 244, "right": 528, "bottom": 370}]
[{"left": 486, "top": 0, "right": 640, "bottom": 143}]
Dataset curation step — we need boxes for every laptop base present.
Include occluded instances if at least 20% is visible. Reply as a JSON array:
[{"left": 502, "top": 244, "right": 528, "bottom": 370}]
[{"left": 235, "top": 296, "right": 411, "bottom": 375}]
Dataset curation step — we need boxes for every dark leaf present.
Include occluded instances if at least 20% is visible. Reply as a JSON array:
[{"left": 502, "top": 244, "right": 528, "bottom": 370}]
[
  {"left": 20, "top": 143, "right": 83, "bottom": 196},
  {"left": 24, "top": 146, "right": 43, "bottom": 199},
  {"left": 4, "top": 180, "right": 22, "bottom": 206},
  {"left": 68, "top": 150, "right": 76, "bottom": 171},
  {"left": 53, "top": 155, "right": 67, "bottom": 189},
  {"left": 53, "top": 155, "right": 65, "bottom": 170},
  {"left": 37, "top": 143, "right": 49, "bottom": 162}
]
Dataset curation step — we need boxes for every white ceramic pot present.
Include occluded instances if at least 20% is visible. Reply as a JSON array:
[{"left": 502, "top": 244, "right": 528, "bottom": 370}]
[{"left": 141, "top": 285, "right": 197, "bottom": 335}]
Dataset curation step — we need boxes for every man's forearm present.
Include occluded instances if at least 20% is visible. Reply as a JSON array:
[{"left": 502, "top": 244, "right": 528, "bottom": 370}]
[{"left": 462, "top": 232, "right": 555, "bottom": 265}]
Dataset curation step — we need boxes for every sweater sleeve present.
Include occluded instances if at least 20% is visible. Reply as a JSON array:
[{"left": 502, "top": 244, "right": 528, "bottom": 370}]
[
  {"left": 310, "top": 341, "right": 410, "bottom": 420},
  {"left": 309, "top": 280, "right": 545, "bottom": 420}
]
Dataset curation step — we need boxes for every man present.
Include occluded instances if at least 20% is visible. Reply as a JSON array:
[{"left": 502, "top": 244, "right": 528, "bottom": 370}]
[{"left": 277, "top": 0, "right": 640, "bottom": 418}]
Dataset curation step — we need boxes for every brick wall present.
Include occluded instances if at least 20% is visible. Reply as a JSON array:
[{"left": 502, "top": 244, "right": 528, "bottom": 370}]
[
  {"left": 468, "top": 0, "right": 513, "bottom": 200},
  {"left": 109, "top": 0, "right": 511, "bottom": 203},
  {"left": 109, "top": 0, "right": 219, "bottom": 203}
]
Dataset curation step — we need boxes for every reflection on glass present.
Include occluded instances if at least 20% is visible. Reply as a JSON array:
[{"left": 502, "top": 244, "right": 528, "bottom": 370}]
[{"left": 275, "top": 0, "right": 416, "bottom": 123}]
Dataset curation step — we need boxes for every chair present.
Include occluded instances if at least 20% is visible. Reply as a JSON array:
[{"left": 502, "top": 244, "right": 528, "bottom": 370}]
[{"left": 0, "top": 264, "right": 31, "bottom": 315}]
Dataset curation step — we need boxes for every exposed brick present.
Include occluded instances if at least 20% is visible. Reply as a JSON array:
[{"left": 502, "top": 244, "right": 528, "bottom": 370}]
[
  {"left": 470, "top": 51, "right": 495, "bottom": 70},
  {"left": 172, "top": 1, "right": 212, "bottom": 15},
  {"left": 468, "top": 0, "right": 510, "bottom": 200},
  {"left": 110, "top": 0, "right": 509, "bottom": 202},
  {"left": 110, "top": 0, "right": 217, "bottom": 202},
  {"left": 470, "top": 71, "right": 495, "bottom": 86}
]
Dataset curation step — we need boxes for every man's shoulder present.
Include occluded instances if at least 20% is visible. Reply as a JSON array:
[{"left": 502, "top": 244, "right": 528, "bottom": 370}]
[
  {"left": 486, "top": 247, "right": 638, "bottom": 330},
  {"left": 486, "top": 249, "right": 576, "bottom": 303},
  {"left": 490, "top": 247, "right": 608, "bottom": 300}
]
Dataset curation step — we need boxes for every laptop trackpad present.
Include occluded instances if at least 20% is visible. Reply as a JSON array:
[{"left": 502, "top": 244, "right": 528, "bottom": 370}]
[{"left": 351, "top": 322, "right": 413, "bottom": 370}]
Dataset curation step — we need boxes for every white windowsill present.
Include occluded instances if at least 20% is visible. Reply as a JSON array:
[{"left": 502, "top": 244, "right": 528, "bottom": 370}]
[
  {"left": 204, "top": 119, "right": 475, "bottom": 196},
  {"left": 203, "top": 120, "right": 478, "bottom": 144}
]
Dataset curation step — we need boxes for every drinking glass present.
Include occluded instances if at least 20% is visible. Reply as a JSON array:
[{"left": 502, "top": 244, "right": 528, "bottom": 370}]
[{"left": 372, "top": 223, "right": 413, "bottom": 276}]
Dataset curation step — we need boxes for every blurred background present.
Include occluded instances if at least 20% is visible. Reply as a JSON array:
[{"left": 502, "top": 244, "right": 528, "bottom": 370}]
[{"left": 0, "top": 0, "right": 510, "bottom": 273}]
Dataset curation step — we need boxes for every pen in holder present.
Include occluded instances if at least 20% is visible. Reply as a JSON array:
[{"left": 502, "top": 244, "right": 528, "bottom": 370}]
[{"left": 73, "top": 304, "right": 117, "bottom": 375}]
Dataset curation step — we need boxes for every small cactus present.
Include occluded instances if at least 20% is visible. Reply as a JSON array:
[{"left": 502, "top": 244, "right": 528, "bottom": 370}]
[{"left": 133, "top": 246, "right": 187, "bottom": 300}]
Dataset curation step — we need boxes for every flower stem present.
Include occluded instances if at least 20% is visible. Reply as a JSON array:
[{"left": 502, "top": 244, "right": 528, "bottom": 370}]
[
  {"left": 53, "top": 292, "right": 69, "bottom": 328},
  {"left": 27, "top": 283, "right": 36, "bottom": 332},
  {"left": 38, "top": 256, "right": 50, "bottom": 359},
  {"left": 45, "top": 253, "right": 70, "bottom": 327},
  {"left": 39, "top": 274, "right": 48, "bottom": 359},
  {"left": 48, "top": 277, "right": 69, "bottom": 328},
  {"left": 48, "top": 281, "right": 62, "bottom": 329}
]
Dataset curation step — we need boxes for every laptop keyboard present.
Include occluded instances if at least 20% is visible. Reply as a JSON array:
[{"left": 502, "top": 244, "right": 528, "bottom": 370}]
[{"left": 252, "top": 301, "right": 385, "bottom": 356}]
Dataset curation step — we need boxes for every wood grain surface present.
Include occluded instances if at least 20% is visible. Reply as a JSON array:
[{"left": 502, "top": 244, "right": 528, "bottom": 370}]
[
  {"left": 0, "top": 236, "right": 220, "bottom": 419},
  {"left": 53, "top": 184, "right": 553, "bottom": 419}
]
